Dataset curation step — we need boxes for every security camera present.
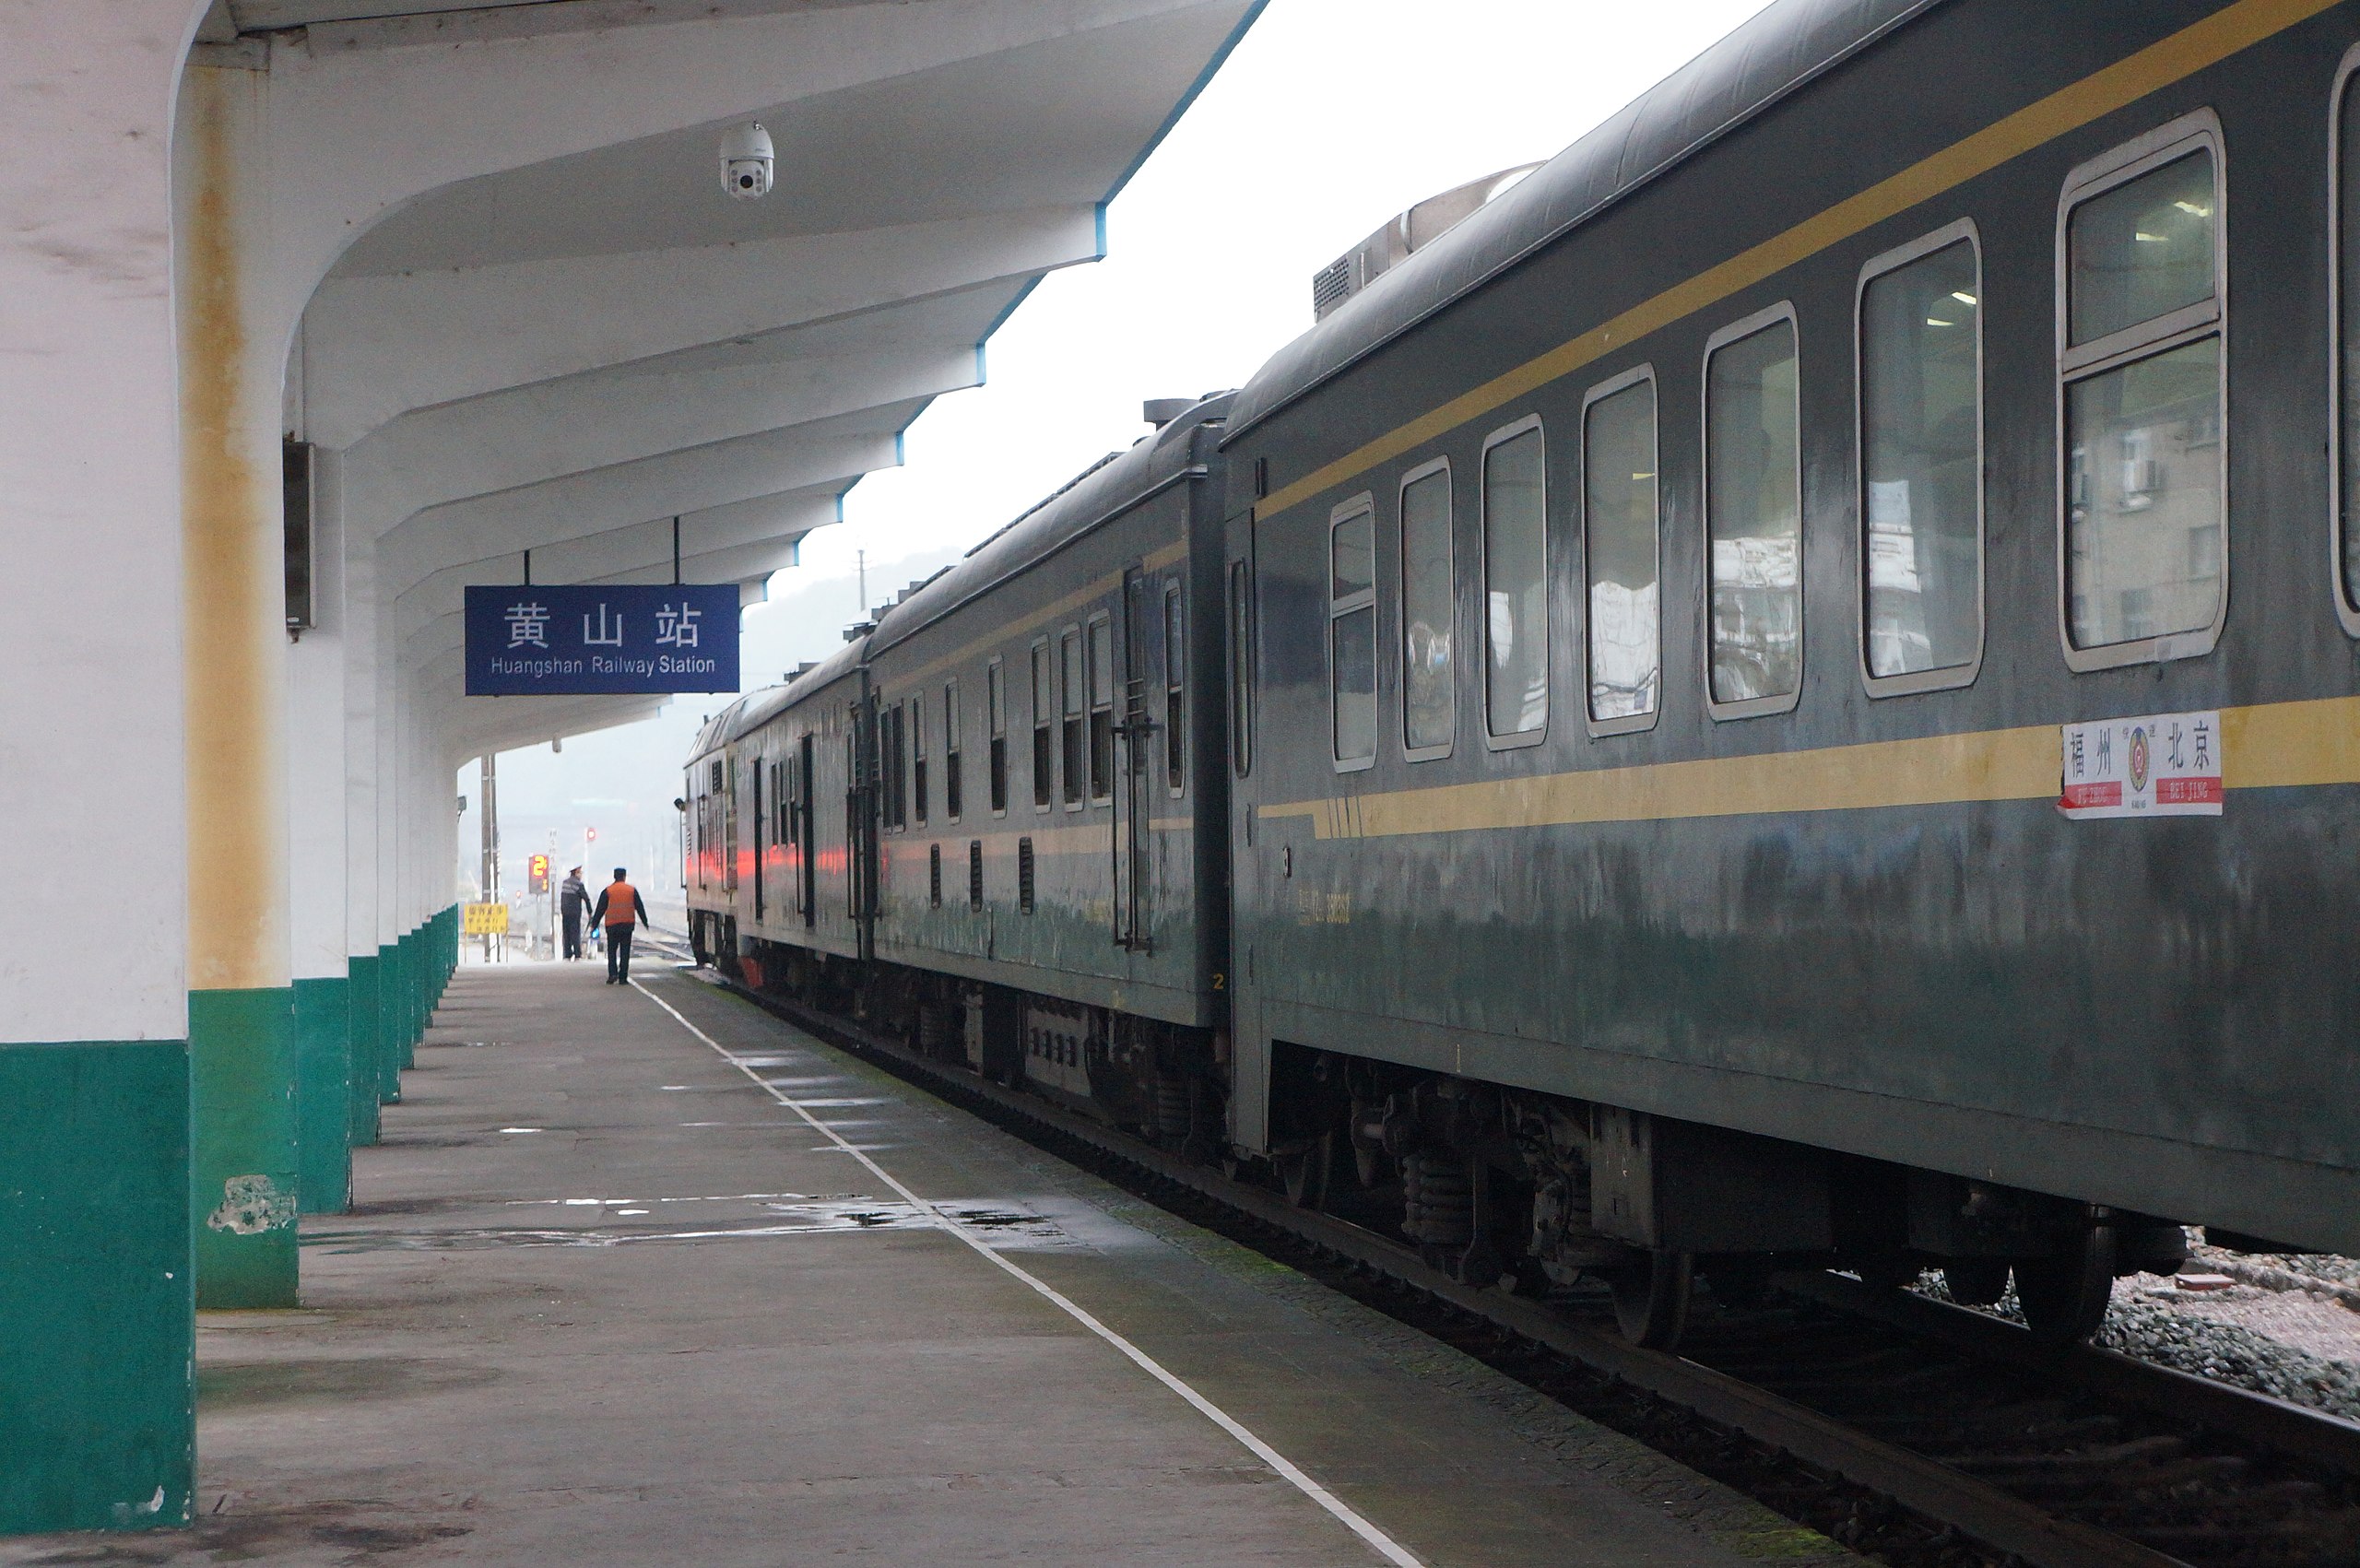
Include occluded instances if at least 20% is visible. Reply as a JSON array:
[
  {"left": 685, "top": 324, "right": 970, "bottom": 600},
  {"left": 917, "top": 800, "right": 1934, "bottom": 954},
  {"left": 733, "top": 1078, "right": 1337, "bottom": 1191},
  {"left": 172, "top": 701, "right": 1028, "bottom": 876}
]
[{"left": 720, "top": 122, "right": 774, "bottom": 201}]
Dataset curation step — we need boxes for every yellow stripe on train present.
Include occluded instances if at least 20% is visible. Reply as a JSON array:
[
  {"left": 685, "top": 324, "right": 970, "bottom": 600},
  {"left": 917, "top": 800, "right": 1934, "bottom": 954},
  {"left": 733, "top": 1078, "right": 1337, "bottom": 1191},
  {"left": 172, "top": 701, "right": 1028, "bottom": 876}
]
[{"left": 1257, "top": 696, "right": 2360, "bottom": 841}]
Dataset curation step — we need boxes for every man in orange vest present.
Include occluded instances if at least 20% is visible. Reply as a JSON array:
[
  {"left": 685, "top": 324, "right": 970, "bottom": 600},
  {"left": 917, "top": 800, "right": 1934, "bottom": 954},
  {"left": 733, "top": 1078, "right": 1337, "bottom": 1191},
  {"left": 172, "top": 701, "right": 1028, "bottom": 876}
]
[{"left": 590, "top": 867, "right": 649, "bottom": 985}]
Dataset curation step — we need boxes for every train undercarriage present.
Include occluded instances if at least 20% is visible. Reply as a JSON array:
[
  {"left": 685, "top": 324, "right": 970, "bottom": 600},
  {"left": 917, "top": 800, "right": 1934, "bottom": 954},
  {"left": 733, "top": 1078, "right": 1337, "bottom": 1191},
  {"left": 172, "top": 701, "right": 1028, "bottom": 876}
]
[{"left": 691, "top": 910, "right": 2194, "bottom": 1350}]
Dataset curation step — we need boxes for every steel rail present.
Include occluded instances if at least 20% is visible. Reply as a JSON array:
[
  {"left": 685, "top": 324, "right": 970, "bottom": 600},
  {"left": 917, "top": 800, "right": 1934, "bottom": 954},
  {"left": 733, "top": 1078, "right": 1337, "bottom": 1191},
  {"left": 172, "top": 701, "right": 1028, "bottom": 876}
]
[{"left": 1788, "top": 1270, "right": 2360, "bottom": 1476}]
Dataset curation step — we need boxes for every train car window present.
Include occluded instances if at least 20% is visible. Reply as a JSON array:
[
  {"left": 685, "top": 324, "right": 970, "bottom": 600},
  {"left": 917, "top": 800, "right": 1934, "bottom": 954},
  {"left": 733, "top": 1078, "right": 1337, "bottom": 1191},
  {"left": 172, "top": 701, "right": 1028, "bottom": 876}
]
[
  {"left": 1398, "top": 461, "right": 1454, "bottom": 759},
  {"left": 1482, "top": 421, "right": 1548, "bottom": 742},
  {"left": 888, "top": 701, "right": 909, "bottom": 831},
  {"left": 1229, "top": 560, "right": 1255, "bottom": 778},
  {"left": 1060, "top": 628, "right": 1084, "bottom": 808},
  {"left": 1704, "top": 306, "right": 1802, "bottom": 717},
  {"left": 1858, "top": 223, "right": 1984, "bottom": 693},
  {"left": 943, "top": 680, "right": 962, "bottom": 821},
  {"left": 1163, "top": 582, "right": 1186, "bottom": 794},
  {"left": 1328, "top": 497, "right": 1377, "bottom": 769},
  {"left": 910, "top": 697, "right": 927, "bottom": 827},
  {"left": 2057, "top": 113, "right": 2224, "bottom": 669},
  {"left": 1030, "top": 641, "right": 1051, "bottom": 809},
  {"left": 987, "top": 659, "right": 1009, "bottom": 815},
  {"left": 1087, "top": 615, "right": 1115, "bottom": 802},
  {"left": 1583, "top": 370, "right": 1661, "bottom": 731},
  {"left": 2341, "top": 57, "right": 2360, "bottom": 627}
]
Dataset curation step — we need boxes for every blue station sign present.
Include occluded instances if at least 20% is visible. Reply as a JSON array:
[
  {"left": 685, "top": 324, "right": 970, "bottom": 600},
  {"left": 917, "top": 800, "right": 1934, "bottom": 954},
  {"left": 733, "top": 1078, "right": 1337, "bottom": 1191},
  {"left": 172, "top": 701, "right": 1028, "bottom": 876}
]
[{"left": 465, "top": 583, "right": 740, "bottom": 695}]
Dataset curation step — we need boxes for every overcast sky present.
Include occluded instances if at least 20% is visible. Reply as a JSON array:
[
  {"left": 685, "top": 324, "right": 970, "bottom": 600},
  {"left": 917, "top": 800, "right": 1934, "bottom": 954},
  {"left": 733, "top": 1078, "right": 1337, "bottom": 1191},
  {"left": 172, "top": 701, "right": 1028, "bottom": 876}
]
[{"left": 469, "top": 0, "right": 1779, "bottom": 898}]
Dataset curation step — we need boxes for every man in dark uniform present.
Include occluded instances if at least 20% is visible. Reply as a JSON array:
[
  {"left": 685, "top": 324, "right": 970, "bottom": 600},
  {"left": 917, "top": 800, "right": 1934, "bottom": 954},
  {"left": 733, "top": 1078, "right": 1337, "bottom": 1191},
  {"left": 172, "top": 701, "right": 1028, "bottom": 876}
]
[
  {"left": 559, "top": 867, "right": 588, "bottom": 961},
  {"left": 591, "top": 867, "right": 649, "bottom": 985}
]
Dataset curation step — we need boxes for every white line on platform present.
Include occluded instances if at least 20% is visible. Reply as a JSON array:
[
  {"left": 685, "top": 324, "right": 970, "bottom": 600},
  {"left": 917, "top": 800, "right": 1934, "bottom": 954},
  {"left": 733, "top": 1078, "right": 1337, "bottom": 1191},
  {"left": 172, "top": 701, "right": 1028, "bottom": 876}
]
[{"left": 631, "top": 977, "right": 1426, "bottom": 1568}]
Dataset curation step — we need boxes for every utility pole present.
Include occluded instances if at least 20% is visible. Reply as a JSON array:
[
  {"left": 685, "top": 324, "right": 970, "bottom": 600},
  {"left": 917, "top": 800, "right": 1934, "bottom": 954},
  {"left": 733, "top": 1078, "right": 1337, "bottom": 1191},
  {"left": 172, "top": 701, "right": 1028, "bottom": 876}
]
[
  {"left": 856, "top": 548, "right": 867, "bottom": 619},
  {"left": 478, "top": 754, "right": 502, "bottom": 961}
]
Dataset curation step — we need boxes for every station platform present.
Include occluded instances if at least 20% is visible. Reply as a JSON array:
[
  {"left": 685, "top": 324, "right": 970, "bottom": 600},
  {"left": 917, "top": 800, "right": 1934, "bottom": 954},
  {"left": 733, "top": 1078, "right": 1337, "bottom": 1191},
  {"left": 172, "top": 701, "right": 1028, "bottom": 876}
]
[{"left": 6, "top": 963, "right": 1848, "bottom": 1568}]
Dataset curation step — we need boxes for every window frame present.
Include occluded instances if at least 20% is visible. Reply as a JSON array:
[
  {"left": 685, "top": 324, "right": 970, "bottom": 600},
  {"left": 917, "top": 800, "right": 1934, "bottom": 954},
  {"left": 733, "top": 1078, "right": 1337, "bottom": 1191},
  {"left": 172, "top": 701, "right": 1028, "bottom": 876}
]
[
  {"left": 1396, "top": 455, "right": 1456, "bottom": 762},
  {"left": 1480, "top": 415, "right": 1551, "bottom": 749},
  {"left": 943, "top": 678, "right": 962, "bottom": 822},
  {"left": 986, "top": 656, "right": 1009, "bottom": 817},
  {"left": 2053, "top": 109, "right": 2228, "bottom": 673},
  {"left": 1162, "top": 579, "right": 1187, "bottom": 796},
  {"left": 2330, "top": 48, "right": 2360, "bottom": 635},
  {"left": 1086, "top": 612, "right": 1115, "bottom": 805},
  {"left": 1228, "top": 558, "right": 1255, "bottom": 779},
  {"left": 1060, "top": 624, "right": 1085, "bottom": 810},
  {"left": 909, "top": 695, "right": 926, "bottom": 827},
  {"left": 1030, "top": 638, "right": 1053, "bottom": 813},
  {"left": 1855, "top": 218, "right": 1987, "bottom": 699},
  {"left": 1701, "top": 301, "right": 1806, "bottom": 722},
  {"left": 1579, "top": 363, "right": 1663, "bottom": 738},
  {"left": 1327, "top": 493, "right": 1379, "bottom": 772}
]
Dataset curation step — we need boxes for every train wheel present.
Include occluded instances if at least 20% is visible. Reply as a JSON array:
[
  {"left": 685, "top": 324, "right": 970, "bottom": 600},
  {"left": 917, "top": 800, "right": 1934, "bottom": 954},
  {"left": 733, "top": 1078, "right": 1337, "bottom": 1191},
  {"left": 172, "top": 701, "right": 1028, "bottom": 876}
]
[
  {"left": 1943, "top": 1258, "right": 2010, "bottom": 1306},
  {"left": 1610, "top": 1250, "right": 1693, "bottom": 1350},
  {"left": 2013, "top": 1225, "right": 2116, "bottom": 1347}
]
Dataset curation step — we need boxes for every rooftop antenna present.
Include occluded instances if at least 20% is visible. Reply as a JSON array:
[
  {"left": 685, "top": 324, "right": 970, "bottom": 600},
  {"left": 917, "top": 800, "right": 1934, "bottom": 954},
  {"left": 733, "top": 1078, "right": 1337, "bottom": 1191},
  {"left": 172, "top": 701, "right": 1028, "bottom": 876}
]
[{"left": 856, "top": 548, "right": 866, "bottom": 619}]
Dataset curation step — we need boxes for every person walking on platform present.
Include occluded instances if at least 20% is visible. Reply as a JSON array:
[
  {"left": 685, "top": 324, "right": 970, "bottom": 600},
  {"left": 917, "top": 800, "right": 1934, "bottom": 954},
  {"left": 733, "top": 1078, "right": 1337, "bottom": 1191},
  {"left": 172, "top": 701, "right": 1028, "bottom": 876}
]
[
  {"left": 591, "top": 867, "right": 648, "bottom": 985},
  {"left": 559, "top": 866, "right": 588, "bottom": 961}
]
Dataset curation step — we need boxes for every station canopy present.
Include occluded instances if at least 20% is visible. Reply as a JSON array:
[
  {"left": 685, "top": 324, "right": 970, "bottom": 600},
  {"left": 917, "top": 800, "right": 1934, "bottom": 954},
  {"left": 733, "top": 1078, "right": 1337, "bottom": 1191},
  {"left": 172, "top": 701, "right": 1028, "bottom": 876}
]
[{"left": 218, "top": 0, "right": 1260, "bottom": 760}]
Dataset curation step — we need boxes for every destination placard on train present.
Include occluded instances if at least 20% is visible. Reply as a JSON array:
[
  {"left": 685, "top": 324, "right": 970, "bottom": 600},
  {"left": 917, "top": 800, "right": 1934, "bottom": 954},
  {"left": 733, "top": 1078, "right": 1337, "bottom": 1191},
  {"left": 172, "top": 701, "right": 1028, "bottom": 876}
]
[
  {"left": 465, "top": 583, "right": 740, "bottom": 695},
  {"left": 2059, "top": 710, "right": 2223, "bottom": 819}
]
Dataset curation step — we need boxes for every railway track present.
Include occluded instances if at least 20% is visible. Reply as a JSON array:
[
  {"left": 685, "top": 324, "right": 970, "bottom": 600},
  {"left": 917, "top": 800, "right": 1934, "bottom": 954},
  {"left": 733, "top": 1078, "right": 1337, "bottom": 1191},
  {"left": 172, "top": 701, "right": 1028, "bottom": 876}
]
[{"left": 685, "top": 963, "right": 2360, "bottom": 1568}]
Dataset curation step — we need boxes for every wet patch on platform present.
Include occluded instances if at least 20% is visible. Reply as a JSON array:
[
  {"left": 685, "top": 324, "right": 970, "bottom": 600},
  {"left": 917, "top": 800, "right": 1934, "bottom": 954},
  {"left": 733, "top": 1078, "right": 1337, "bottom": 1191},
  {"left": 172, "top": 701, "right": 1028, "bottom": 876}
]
[
  {"left": 6, "top": 1500, "right": 474, "bottom": 1564},
  {"left": 197, "top": 1355, "right": 499, "bottom": 1409},
  {"left": 301, "top": 1197, "right": 1083, "bottom": 1253}
]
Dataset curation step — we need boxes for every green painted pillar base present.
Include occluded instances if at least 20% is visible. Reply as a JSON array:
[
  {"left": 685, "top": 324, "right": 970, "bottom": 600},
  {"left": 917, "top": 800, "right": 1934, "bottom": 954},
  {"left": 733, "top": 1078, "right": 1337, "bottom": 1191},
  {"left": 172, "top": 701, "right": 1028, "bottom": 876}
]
[
  {"left": 293, "top": 976, "right": 351, "bottom": 1215},
  {"left": 400, "top": 928, "right": 418, "bottom": 1069},
  {"left": 0, "top": 1040, "right": 193, "bottom": 1533},
  {"left": 348, "top": 953, "right": 383, "bottom": 1145},
  {"left": 189, "top": 987, "right": 300, "bottom": 1310},
  {"left": 376, "top": 941, "right": 401, "bottom": 1104}
]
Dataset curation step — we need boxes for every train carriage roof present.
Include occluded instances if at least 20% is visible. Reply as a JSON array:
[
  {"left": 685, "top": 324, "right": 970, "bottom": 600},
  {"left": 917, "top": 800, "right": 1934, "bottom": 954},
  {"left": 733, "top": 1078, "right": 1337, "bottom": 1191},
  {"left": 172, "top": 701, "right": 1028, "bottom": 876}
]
[
  {"left": 689, "top": 695, "right": 754, "bottom": 762},
  {"left": 1225, "top": 0, "right": 1940, "bottom": 439},
  {"left": 698, "top": 391, "right": 1229, "bottom": 754},
  {"left": 862, "top": 391, "right": 1233, "bottom": 671},
  {"left": 702, "top": 636, "right": 867, "bottom": 754}
]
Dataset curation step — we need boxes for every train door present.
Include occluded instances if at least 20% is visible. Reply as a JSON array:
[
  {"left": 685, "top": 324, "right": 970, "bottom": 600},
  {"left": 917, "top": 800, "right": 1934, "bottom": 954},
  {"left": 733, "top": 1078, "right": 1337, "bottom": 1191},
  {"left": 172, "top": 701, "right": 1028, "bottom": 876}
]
[
  {"left": 797, "top": 733, "right": 817, "bottom": 927},
  {"left": 845, "top": 692, "right": 877, "bottom": 961},
  {"left": 751, "top": 754, "right": 765, "bottom": 924},
  {"left": 724, "top": 759, "right": 739, "bottom": 898},
  {"left": 1113, "top": 567, "right": 1152, "bottom": 951},
  {"left": 1224, "top": 501, "right": 1269, "bottom": 1153}
]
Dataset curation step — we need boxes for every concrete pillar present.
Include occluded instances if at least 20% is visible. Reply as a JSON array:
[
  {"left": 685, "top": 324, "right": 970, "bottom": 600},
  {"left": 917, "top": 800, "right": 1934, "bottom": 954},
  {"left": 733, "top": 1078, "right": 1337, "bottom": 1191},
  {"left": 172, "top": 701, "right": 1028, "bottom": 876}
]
[
  {"left": 343, "top": 508, "right": 387, "bottom": 1142},
  {"left": 289, "top": 443, "right": 353, "bottom": 1214},
  {"left": 0, "top": 0, "right": 209, "bottom": 1535},
  {"left": 176, "top": 60, "right": 299, "bottom": 1309}
]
